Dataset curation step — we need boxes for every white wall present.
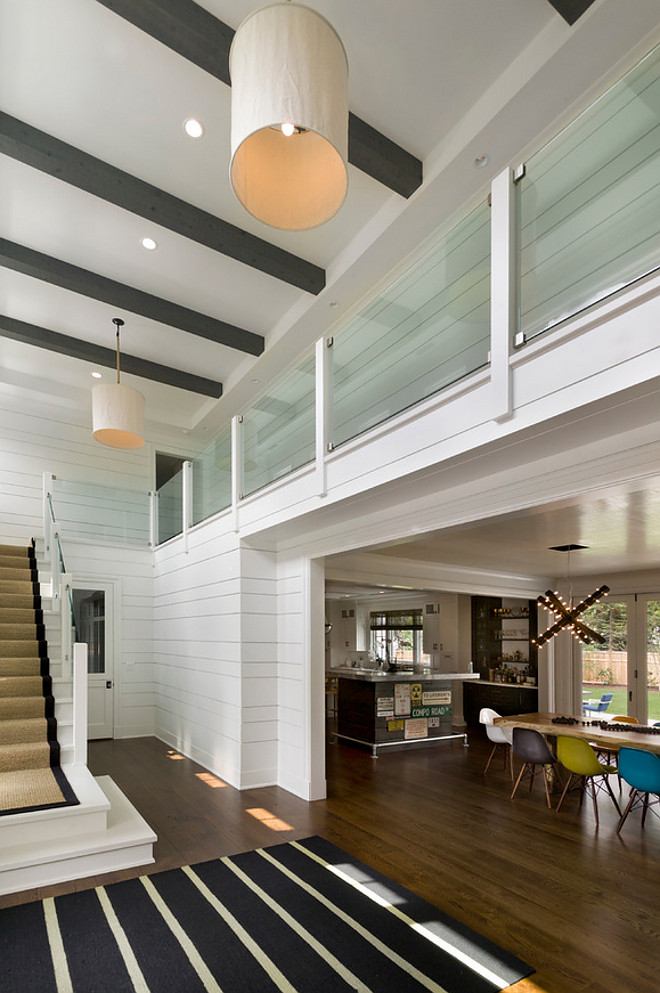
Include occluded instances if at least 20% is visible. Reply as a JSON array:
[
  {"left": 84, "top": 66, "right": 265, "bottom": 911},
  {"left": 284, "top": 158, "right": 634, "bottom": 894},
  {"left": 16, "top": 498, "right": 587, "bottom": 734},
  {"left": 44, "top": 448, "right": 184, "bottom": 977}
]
[{"left": 64, "top": 540, "right": 154, "bottom": 738}]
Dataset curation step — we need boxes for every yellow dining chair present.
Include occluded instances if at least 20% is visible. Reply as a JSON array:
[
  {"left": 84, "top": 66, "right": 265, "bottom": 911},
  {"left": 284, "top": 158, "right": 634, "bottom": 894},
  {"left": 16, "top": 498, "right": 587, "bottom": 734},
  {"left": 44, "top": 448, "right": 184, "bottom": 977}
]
[{"left": 556, "top": 736, "right": 621, "bottom": 827}]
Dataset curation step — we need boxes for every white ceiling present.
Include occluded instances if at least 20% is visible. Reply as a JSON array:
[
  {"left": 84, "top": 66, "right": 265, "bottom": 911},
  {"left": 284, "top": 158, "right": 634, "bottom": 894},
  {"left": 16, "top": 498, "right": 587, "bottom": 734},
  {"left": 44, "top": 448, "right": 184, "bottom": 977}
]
[{"left": 2, "top": 0, "right": 659, "bottom": 442}]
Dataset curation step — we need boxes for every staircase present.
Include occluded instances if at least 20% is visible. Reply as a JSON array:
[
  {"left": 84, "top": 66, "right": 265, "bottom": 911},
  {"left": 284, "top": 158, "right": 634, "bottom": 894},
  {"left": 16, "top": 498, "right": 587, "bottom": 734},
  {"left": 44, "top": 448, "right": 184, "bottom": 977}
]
[
  {"left": 0, "top": 541, "right": 156, "bottom": 896},
  {"left": 0, "top": 542, "right": 62, "bottom": 786}
]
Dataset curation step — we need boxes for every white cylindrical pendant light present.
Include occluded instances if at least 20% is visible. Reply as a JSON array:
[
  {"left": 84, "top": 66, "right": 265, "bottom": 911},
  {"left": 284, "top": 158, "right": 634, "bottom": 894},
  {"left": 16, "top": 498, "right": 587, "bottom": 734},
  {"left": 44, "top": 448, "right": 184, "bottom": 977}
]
[
  {"left": 92, "top": 383, "right": 145, "bottom": 449},
  {"left": 229, "top": 2, "right": 349, "bottom": 230},
  {"left": 92, "top": 318, "right": 145, "bottom": 449}
]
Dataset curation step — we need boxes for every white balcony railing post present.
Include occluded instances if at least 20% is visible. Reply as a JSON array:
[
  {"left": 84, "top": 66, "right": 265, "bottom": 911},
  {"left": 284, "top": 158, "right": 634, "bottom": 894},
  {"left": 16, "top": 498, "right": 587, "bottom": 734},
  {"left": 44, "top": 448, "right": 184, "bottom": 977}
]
[
  {"left": 182, "top": 460, "right": 193, "bottom": 552},
  {"left": 490, "top": 166, "right": 517, "bottom": 423}
]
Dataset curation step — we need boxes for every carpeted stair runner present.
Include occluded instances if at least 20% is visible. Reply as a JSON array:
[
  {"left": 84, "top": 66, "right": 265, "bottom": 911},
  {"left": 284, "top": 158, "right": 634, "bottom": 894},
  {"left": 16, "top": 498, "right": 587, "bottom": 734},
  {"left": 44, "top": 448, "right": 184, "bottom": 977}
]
[{"left": 0, "top": 542, "right": 77, "bottom": 814}]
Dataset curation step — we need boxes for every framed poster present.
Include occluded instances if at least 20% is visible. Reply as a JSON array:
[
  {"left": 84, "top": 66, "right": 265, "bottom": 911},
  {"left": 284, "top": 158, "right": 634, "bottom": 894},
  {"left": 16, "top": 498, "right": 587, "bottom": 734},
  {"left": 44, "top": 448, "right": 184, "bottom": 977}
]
[{"left": 394, "top": 683, "right": 411, "bottom": 716}]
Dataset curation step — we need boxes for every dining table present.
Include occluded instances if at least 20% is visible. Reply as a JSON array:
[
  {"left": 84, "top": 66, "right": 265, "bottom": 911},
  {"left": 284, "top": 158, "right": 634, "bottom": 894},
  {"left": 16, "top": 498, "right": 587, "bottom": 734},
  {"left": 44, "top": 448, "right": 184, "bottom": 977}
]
[{"left": 493, "top": 711, "right": 660, "bottom": 756}]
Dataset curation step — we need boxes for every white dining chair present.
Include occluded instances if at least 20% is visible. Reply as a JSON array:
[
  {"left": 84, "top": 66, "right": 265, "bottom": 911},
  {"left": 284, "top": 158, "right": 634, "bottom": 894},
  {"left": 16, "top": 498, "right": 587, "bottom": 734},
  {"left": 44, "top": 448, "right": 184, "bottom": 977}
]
[{"left": 480, "top": 707, "right": 514, "bottom": 779}]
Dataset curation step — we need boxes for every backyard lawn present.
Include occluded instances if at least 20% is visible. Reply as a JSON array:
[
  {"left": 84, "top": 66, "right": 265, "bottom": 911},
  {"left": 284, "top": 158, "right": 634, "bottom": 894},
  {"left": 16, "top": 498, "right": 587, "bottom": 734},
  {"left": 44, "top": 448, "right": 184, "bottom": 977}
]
[{"left": 582, "top": 684, "right": 660, "bottom": 721}]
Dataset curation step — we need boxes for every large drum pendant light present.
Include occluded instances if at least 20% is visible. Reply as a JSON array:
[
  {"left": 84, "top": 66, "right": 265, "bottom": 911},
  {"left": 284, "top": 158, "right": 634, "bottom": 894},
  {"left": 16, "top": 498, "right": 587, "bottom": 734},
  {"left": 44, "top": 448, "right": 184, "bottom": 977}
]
[
  {"left": 92, "top": 318, "right": 145, "bottom": 449},
  {"left": 229, "top": 2, "right": 349, "bottom": 230}
]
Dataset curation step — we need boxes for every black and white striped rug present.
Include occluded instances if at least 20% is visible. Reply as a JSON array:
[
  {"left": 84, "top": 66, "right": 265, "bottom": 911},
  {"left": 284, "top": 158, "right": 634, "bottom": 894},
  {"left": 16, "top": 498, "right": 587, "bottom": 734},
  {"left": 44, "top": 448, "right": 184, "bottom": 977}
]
[{"left": 0, "top": 837, "right": 534, "bottom": 992}]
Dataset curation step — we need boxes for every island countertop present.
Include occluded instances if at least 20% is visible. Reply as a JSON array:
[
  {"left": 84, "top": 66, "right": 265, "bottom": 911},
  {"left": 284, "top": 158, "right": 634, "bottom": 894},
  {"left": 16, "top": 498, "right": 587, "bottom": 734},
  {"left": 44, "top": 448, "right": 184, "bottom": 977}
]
[{"left": 327, "top": 668, "right": 480, "bottom": 683}]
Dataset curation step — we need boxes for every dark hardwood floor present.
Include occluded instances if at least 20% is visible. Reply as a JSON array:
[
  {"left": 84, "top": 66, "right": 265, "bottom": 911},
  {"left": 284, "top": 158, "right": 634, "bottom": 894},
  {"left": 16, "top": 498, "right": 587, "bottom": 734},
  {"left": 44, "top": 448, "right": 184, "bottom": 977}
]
[{"left": 1, "top": 729, "right": 659, "bottom": 993}]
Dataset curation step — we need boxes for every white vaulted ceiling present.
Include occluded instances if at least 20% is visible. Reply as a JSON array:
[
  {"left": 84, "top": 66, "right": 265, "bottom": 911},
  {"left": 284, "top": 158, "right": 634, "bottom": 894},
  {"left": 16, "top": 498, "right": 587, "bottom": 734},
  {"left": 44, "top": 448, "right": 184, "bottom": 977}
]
[{"left": 1, "top": 0, "right": 659, "bottom": 444}]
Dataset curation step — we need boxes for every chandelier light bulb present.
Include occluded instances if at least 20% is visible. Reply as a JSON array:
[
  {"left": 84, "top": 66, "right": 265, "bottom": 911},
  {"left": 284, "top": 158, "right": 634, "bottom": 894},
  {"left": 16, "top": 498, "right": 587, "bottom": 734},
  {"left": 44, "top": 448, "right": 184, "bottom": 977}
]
[{"left": 281, "top": 122, "right": 295, "bottom": 137}]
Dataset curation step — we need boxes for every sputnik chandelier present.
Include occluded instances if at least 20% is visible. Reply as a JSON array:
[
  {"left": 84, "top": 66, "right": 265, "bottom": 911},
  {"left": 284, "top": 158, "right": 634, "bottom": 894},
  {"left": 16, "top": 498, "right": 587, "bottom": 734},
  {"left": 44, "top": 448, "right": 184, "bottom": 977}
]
[{"left": 531, "top": 544, "right": 610, "bottom": 648}]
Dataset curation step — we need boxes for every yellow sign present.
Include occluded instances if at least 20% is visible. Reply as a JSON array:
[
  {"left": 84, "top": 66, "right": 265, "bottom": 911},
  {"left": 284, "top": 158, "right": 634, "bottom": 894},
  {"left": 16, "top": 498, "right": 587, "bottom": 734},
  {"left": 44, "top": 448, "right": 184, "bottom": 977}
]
[
  {"left": 387, "top": 719, "right": 404, "bottom": 732},
  {"left": 410, "top": 683, "right": 423, "bottom": 703}
]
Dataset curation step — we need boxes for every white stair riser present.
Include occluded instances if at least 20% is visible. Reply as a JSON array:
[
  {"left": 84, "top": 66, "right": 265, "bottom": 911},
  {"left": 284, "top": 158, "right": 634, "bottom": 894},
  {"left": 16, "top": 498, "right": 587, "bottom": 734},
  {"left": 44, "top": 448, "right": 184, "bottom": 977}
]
[
  {"left": 0, "top": 806, "right": 108, "bottom": 847},
  {"left": 0, "top": 843, "right": 155, "bottom": 896}
]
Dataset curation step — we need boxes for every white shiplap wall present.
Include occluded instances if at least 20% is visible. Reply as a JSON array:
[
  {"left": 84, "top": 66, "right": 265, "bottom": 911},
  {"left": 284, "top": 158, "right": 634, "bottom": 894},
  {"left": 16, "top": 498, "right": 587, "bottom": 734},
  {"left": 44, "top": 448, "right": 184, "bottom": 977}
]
[
  {"left": 0, "top": 392, "right": 156, "bottom": 737},
  {"left": 0, "top": 394, "right": 152, "bottom": 543},
  {"left": 153, "top": 515, "right": 244, "bottom": 786}
]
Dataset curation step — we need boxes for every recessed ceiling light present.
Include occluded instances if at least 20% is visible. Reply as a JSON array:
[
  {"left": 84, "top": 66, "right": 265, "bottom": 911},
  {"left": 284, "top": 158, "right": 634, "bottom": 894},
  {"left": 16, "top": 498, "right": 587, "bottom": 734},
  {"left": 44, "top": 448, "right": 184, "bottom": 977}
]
[
  {"left": 474, "top": 154, "right": 489, "bottom": 168},
  {"left": 141, "top": 237, "right": 157, "bottom": 251},
  {"left": 184, "top": 118, "right": 205, "bottom": 139},
  {"left": 91, "top": 371, "right": 102, "bottom": 379},
  {"left": 251, "top": 378, "right": 261, "bottom": 384},
  {"left": 329, "top": 301, "right": 339, "bottom": 308}
]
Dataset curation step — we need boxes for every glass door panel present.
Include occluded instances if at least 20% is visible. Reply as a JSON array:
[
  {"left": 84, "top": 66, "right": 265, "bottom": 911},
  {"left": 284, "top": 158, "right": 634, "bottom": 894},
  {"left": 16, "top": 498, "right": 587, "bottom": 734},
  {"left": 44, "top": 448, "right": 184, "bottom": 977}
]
[
  {"left": 643, "top": 598, "right": 660, "bottom": 724},
  {"left": 580, "top": 599, "right": 630, "bottom": 718}
]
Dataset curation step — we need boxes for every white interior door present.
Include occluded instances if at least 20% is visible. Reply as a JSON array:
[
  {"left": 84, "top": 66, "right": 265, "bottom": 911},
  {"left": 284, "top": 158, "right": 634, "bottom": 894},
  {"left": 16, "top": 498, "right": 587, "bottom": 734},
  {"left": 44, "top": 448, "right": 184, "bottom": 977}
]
[{"left": 73, "top": 583, "right": 115, "bottom": 739}]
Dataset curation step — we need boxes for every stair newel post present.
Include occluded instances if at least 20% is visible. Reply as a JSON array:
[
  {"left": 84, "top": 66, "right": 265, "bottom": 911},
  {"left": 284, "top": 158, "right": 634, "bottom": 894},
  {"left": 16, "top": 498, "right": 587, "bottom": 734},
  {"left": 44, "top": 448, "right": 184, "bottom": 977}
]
[
  {"left": 72, "top": 642, "right": 89, "bottom": 765},
  {"left": 182, "top": 460, "right": 193, "bottom": 554}
]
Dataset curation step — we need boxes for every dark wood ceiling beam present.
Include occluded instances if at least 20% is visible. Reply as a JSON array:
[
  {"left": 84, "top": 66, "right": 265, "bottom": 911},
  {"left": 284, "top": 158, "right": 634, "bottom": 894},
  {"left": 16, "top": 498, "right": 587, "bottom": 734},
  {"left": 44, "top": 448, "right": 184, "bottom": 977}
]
[
  {"left": 94, "top": 0, "right": 423, "bottom": 199},
  {"left": 0, "top": 314, "right": 222, "bottom": 397},
  {"left": 545, "top": 0, "right": 597, "bottom": 25},
  {"left": 0, "top": 239, "right": 264, "bottom": 357},
  {"left": 0, "top": 113, "right": 325, "bottom": 296}
]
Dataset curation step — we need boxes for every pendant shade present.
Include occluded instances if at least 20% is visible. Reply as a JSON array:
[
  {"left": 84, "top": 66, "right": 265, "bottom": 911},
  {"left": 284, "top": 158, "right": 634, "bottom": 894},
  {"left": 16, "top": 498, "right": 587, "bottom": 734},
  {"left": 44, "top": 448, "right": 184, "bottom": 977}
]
[
  {"left": 229, "top": 2, "right": 349, "bottom": 230},
  {"left": 92, "top": 382, "right": 145, "bottom": 449}
]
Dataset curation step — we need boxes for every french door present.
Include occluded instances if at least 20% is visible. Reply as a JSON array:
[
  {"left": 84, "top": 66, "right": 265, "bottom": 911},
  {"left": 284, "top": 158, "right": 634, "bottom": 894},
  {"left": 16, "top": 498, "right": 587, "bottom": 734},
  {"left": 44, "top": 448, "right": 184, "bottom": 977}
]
[{"left": 579, "top": 594, "right": 660, "bottom": 724}]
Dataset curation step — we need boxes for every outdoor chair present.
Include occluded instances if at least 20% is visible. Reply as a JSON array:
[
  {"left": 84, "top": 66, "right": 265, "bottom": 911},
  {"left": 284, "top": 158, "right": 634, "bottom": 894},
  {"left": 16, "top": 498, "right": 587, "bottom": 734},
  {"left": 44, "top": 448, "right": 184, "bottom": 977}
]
[{"left": 582, "top": 692, "right": 613, "bottom": 715}]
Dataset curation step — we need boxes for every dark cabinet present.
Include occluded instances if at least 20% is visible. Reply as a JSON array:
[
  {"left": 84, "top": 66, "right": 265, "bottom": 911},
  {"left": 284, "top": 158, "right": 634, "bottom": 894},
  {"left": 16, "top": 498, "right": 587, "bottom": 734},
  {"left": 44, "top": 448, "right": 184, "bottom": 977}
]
[{"left": 463, "top": 681, "right": 538, "bottom": 728}]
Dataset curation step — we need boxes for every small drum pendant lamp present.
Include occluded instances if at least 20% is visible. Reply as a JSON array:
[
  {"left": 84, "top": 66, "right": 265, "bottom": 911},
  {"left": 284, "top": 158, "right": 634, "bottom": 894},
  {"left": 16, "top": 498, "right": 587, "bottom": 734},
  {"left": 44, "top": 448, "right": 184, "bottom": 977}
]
[
  {"left": 92, "top": 318, "right": 145, "bottom": 449},
  {"left": 229, "top": 2, "right": 349, "bottom": 230}
]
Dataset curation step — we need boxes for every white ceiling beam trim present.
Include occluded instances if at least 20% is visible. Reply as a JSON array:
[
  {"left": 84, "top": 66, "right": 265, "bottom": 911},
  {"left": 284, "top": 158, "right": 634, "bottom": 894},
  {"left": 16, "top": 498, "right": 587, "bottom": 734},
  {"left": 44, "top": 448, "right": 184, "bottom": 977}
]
[
  {"left": 93, "top": 0, "right": 423, "bottom": 199},
  {"left": 0, "top": 112, "right": 325, "bottom": 295},
  {"left": 0, "top": 314, "right": 223, "bottom": 398},
  {"left": 0, "top": 238, "right": 264, "bottom": 356}
]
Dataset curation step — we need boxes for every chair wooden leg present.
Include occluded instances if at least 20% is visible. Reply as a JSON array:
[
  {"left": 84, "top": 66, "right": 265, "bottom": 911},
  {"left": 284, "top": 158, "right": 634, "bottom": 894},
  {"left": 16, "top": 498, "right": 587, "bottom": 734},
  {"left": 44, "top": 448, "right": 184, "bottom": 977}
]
[
  {"left": 555, "top": 771, "right": 575, "bottom": 814},
  {"left": 588, "top": 777, "right": 599, "bottom": 828},
  {"left": 484, "top": 743, "right": 498, "bottom": 775},
  {"left": 508, "top": 745, "right": 514, "bottom": 781},
  {"left": 543, "top": 765, "right": 552, "bottom": 809},
  {"left": 578, "top": 775, "right": 585, "bottom": 808},
  {"left": 642, "top": 792, "right": 650, "bottom": 827},
  {"left": 616, "top": 790, "right": 638, "bottom": 834},
  {"left": 604, "top": 774, "right": 621, "bottom": 816},
  {"left": 511, "top": 763, "right": 527, "bottom": 800},
  {"left": 528, "top": 764, "right": 536, "bottom": 793}
]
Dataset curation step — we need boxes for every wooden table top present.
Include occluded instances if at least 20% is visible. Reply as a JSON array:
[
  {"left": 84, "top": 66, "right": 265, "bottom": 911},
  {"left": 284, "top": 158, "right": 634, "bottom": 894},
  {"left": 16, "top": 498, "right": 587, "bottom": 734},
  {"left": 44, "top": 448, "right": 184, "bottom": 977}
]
[{"left": 493, "top": 711, "right": 660, "bottom": 755}]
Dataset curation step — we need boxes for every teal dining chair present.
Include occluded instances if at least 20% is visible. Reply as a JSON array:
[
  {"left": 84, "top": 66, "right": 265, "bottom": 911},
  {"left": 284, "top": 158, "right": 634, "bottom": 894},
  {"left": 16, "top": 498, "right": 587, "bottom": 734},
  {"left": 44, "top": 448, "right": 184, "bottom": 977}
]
[{"left": 616, "top": 747, "right": 660, "bottom": 834}]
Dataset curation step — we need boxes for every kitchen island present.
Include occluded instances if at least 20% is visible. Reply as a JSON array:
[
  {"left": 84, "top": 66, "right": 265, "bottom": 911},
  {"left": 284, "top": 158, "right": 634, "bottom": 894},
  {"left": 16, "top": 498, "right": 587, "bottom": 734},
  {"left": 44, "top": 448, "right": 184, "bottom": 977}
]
[{"left": 328, "top": 667, "right": 480, "bottom": 756}]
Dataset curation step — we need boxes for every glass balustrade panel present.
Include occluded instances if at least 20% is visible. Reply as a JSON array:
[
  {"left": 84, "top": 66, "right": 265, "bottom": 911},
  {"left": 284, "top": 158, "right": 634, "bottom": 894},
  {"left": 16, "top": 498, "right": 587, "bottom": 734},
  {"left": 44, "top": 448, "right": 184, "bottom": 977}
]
[
  {"left": 331, "top": 200, "right": 490, "bottom": 447},
  {"left": 192, "top": 427, "right": 232, "bottom": 525},
  {"left": 157, "top": 468, "right": 183, "bottom": 544},
  {"left": 53, "top": 478, "right": 150, "bottom": 544},
  {"left": 520, "top": 44, "right": 660, "bottom": 340},
  {"left": 242, "top": 355, "right": 316, "bottom": 497}
]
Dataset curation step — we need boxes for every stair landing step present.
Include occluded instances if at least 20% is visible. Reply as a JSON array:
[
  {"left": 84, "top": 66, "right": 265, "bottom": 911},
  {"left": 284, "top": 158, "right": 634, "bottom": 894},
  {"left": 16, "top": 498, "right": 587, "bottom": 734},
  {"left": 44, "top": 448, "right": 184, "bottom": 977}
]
[{"left": 0, "top": 774, "right": 156, "bottom": 895}]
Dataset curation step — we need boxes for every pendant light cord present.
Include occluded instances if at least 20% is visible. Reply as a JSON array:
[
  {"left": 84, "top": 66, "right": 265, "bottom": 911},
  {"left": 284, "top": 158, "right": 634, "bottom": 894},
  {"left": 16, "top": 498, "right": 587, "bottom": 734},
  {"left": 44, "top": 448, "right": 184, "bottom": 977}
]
[{"left": 112, "top": 317, "right": 125, "bottom": 385}]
